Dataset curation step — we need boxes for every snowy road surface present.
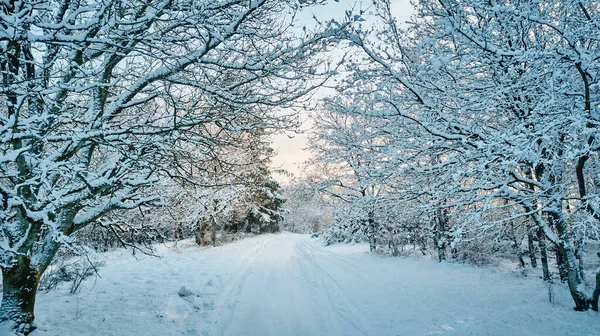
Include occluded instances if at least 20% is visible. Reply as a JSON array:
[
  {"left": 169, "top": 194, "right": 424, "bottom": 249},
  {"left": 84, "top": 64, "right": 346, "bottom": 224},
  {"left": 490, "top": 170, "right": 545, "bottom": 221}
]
[{"left": 34, "top": 234, "right": 599, "bottom": 336}]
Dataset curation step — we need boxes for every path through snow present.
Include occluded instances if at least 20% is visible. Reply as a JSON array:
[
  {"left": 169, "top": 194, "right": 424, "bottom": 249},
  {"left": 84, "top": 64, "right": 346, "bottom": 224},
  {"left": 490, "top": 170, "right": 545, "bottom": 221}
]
[{"left": 32, "top": 233, "right": 599, "bottom": 335}]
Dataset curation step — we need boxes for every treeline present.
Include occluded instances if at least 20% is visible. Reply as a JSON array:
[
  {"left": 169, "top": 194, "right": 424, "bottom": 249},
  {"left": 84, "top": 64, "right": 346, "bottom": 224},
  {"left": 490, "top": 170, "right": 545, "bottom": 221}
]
[
  {"left": 306, "top": 0, "right": 600, "bottom": 313},
  {"left": 74, "top": 140, "right": 286, "bottom": 253}
]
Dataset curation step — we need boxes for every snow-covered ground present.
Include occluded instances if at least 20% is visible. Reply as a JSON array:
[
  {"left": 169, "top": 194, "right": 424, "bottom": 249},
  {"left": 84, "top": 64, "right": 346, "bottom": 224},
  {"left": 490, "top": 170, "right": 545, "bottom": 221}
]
[{"left": 30, "top": 233, "right": 599, "bottom": 336}]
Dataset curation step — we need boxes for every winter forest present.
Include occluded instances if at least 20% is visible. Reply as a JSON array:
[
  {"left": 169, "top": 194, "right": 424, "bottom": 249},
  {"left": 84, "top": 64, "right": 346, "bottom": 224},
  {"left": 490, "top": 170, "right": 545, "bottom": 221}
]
[{"left": 0, "top": 0, "right": 600, "bottom": 335}]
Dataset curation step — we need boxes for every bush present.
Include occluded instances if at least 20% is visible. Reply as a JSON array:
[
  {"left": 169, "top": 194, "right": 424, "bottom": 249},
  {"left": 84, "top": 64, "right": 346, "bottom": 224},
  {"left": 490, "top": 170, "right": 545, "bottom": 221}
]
[
  {"left": 40, "top": 256, "right": 105, "bottom": 294},
  {"left": 451, "top": 238, "right": 502, "bottom": 267}
]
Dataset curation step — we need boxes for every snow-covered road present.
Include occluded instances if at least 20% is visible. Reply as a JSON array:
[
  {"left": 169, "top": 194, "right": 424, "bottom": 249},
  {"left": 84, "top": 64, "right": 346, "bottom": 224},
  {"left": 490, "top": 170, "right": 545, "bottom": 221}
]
[{"left": 34, "top": 234, "right": 599, "bottom": 336}]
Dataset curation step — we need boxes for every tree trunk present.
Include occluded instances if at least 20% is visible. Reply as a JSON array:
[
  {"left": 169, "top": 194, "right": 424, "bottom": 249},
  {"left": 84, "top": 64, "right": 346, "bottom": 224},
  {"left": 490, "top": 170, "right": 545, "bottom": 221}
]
[
  {"left": 509, "top": 222, "right": 525, "bottom": 268},
  {"left": 558, "top": 242, "right": 590, "bottom": 311},
  {"left": 0, "top": 256, "right": 42, "bottom": 335},
  {"left": 527, "top": 228, "right": 537, "bottom": 268},
  {"left": 574, "top": 237, "right": 585, "bottom": 281},
  {"left": 389, "top": 232, "right": 399, "bottom": 257},
  {"left": 174, "top": 224, "right": 184, "bottom": 240},
  {"left": 367, "top": 210, "right": 376, "bottom": 252},
  {"left": 591, "top": 270, "right": 600, "bottom": 311},
  {"left": 537, "top": 228, "right": 550, "bottom": 281},
  {"left": 389, "top": 241, "right": 399, "bottom": 257},
  {"left": 201, "top": 220, "right": 210, "bottom": 246},
  {"left": 211, "top": 219, "right": 217, "bottom": 247},
  {"left": 433, "top": 209, "right": 447, "bottom": 262},
  {"left": 550, "top": 211, "right": 590, "bottom": 311},
  {"left": 194, "top": 223, "right": 203, "bottom": 245},
  {"left": 0, "top": 214, "right": 65, "bottom": 335},
  {"left": 419, "top": 235, "right": 428, "bottom": 256},
  {"left": 555, "top": 245, "right": 568, "bottom": 282}
]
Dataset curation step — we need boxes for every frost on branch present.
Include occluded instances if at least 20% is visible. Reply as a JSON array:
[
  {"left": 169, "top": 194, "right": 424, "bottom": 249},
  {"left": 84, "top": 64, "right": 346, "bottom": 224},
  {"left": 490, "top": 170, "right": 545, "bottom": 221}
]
[
  {"left": 307, "top": 0, "right": 600, "bottom": 312},
  {"left": 0, "top": 0, "right": 349, "bottom": 332}
]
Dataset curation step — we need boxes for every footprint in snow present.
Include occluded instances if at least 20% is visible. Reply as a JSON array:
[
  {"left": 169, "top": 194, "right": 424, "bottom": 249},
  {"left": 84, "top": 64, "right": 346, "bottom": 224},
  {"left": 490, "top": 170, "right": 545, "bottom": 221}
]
[{"left": 177, "top": 286, "right": 215, "bottom": 312}]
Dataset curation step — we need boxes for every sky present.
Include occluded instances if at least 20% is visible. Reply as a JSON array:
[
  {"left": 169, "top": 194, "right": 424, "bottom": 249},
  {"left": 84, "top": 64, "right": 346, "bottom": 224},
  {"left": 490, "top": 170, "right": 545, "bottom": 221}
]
[{"left": 270, "top": 0, "right": 414, "bottom": 183}]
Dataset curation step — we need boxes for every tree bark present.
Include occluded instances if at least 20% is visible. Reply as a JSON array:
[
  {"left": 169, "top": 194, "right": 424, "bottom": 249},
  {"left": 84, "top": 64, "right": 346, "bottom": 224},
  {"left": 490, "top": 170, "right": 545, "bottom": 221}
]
[
  {"left": 367, "top": 210, "right": 376, "bottom": 252},
  {"left": 549, "top": 211, "right": 590, "bottom": 311},
  {"left": 527, "top": 228, "right": 537, "bottom": 268},
  {"left": 555, "top": 244, "right": 568, "bottom": 283},
  {"left": 389, "top": 239, "right": 399, "bottom": 257},
  {"left": 558, "top": 241, "right": 590, "bottom": 311},
  {"left": 0, "top": 256, "right": 42, "bottom": 335},
  {"left": 433, "top": 209, "right": 447, "bottom": 262},
  {"left": 174, "top": 224, "right": 184, "bottom": 240},
  {"left": 592, "top": 270, "right": 600, "bottom": 311},
  {"left": 574, "top": 237, "right": 585, "bottom": 281},
  {"left": 200, "top": 220, "right": 210, "bottom": 246},
  {"left": 194, "top": 223, "right": 203, "bottom": 245},
  {"left": 1, "top": 213, "right": 66, "bottom": 335},
  {"left": 509, "top": 222, "right": 525, "bottom": 268},
  {"left": 211, "top": 218, "right": 217, "bottom": 247},
  {"left": 537, "top": 228, "right": 550, "bottom": 281}
]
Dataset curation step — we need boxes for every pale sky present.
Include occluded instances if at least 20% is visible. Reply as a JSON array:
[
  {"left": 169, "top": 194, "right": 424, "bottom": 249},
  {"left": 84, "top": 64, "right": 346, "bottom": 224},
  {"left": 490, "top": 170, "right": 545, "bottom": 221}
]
[{"left": 270, "top": 0, "right": 414, "bottom": 183}]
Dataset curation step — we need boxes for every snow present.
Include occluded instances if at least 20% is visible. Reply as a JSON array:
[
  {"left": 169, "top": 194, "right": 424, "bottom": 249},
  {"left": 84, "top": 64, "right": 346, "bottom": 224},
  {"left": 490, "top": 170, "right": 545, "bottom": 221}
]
[{"left": 21, "top": 234, "right": 600, "bottom": 336}]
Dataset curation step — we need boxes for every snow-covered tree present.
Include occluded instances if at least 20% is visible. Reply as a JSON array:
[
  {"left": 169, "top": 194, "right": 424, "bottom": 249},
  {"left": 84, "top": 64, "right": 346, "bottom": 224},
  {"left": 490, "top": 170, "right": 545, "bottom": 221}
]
[
  {"left": 311, "top": 0, "right": 600, "bottom": 311},
  {"left": 280, "top": 182, "right": 332, "bottom": 234},
  {"left": 0, "top": 0, "right": 352, "bottom": 332},
  {"left": 306, "top": 106, "right": 396, "bottom": 251}
]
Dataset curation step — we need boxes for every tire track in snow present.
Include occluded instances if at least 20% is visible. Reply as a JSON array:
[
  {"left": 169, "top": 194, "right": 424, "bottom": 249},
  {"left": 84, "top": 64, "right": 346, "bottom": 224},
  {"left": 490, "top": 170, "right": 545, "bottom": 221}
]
[
  {"left": 300, "top": 238, "right": 538, "bottom": 336},
  {"left": 300, "top": 239, "right": 365, "bottom": 273},
  {"left": 198, "top": 235, "right": 278, "bottom": 336},
  {"left": 199, "top": 235, "right": 541, "bottom": 336},
  {"left": 292, "top": 239, "right": 372, "bottom": 336}
]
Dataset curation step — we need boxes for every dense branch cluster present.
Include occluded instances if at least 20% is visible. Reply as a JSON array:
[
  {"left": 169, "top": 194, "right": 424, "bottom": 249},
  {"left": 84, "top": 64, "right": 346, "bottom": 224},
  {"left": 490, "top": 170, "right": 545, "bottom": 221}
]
[{"left": 0, "top": 0, "right": 349, "bottom": 333}]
